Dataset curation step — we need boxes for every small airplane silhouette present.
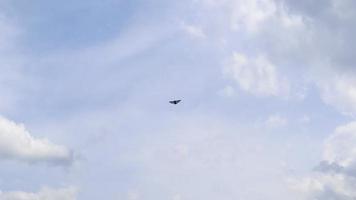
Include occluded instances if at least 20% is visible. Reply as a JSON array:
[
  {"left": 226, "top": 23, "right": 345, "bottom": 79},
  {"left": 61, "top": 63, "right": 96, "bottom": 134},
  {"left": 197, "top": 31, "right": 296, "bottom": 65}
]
[{"left": 169, "top": 100, "right": 181, "bottom": 104}]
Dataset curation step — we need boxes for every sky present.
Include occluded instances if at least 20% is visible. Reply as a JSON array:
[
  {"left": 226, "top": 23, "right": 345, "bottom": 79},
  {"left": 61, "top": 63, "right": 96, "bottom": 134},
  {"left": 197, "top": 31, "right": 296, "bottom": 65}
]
[{"left": 0, "top": 0, "right": 356, "bottom": 199}]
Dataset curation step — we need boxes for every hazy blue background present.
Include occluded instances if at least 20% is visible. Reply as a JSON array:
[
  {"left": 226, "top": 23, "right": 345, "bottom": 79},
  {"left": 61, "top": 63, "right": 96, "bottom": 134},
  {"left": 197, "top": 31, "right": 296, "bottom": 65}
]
[{"left": 0, "top": 0, "right": 356, "bottom": 199}]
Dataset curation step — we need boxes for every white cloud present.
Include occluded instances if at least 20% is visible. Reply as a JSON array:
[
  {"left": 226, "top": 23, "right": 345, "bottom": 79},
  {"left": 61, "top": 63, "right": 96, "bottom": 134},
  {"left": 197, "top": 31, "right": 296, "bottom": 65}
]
[
  {"left": 275, "top": 0, "right": 356, "bottom": 115},
  {"left": 197, "top": 0, "right": 356, "bottom": 114},
  {"left": 0, "top": 187, "right": 77, "bottom": 200},
  {"left": 224, "top": 53, "right": 290, "bottom": 97},
  {"left": 229, "top": 0, "right": 290, "bottom": 32},
  {"left": 291, "top": 173, "right": 356, "bottom": 200},
  {"left": 323, "top": 121, "right": 356, "bottom": 167},
  {"left": 0, "top": 116, "right": 73, "bottom": 165},
  {"left": 291, "top": 121, "right": 356, "bottom": 199},
  {"left": 222, "top": 0, "right": 277, "bottom": 32},
  {"left": 316, "top": 71, "right": 356, "bottom": 116}
]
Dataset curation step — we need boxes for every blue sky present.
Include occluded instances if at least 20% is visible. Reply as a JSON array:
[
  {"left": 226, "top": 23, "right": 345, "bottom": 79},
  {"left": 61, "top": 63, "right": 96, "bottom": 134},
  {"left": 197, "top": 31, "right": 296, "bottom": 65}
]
[{"left": 0, "top": 0, "right": 356, "bottom": 199}]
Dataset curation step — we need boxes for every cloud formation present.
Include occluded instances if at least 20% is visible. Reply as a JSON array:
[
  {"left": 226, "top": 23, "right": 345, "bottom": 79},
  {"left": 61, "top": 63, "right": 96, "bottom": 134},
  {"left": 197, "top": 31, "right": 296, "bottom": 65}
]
[
  {"left": 0, "top": 116, "right": 73, "bottom": 165},
  {"left": 292, "top": 121, "right": 356, "bottom": 199},
  {"left": 1, "top": 0, "right": 356, "bottom": 199},
  {"left": 314, "top": 66, "right": 356, "bottom": 116},
  {"left": 200, "top": 0, "right": 356, "bottom": 115},
  {"left": 224, "top": 53, "right": 289, "bottom": 97},
  {"left": 279, "top": 0, "right": 356, "bottom": 115},
  {"left": 0, "top": 187, "right": 77, "bottom": 200}
]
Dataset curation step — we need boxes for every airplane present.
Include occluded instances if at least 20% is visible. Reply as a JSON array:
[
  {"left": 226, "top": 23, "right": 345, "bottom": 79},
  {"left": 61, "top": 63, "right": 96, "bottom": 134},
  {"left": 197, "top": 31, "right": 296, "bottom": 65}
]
[{"left": 169, "top": 100, "right": 181, "bottom": 104}]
